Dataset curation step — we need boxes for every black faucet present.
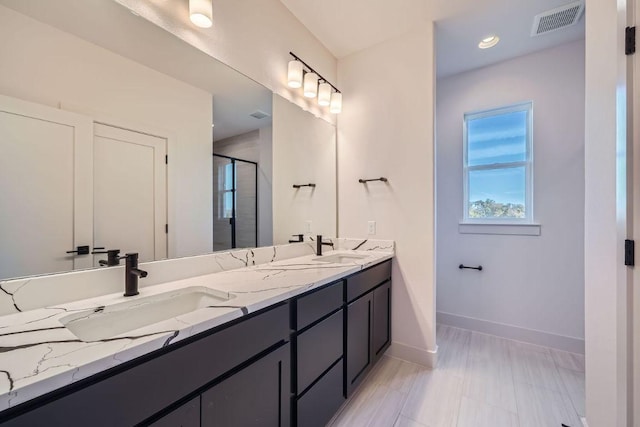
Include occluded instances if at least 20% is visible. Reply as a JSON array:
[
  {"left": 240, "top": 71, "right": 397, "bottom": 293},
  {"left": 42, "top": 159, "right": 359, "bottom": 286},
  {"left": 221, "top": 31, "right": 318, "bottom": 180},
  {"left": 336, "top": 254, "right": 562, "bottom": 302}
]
[
  {"left": 316, "top": 235, "right": 334, "bottom": 256},
  {"left": 123, "top": 253, "right": 147, "bottom": 297},
  {"left": 92, "top": 249, "right": 122, "bottom": 267},
  {"left": 289, "top": 234, "right": 304, "bottom": 243}
]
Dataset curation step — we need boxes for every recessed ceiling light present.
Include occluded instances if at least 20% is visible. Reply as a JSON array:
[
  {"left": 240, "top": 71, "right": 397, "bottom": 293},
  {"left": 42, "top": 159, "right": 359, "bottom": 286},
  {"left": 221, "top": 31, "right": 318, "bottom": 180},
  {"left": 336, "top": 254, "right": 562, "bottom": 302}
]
[{"left": 479, "top": 36, "right": 500, "bottom": 49}]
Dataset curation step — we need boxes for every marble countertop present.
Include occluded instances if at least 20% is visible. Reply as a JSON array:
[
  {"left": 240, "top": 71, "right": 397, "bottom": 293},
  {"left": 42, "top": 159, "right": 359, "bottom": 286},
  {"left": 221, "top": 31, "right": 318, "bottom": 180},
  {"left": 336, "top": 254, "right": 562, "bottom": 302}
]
[{"left": 0, "top": 246, "right": 393, "bottom": 412}]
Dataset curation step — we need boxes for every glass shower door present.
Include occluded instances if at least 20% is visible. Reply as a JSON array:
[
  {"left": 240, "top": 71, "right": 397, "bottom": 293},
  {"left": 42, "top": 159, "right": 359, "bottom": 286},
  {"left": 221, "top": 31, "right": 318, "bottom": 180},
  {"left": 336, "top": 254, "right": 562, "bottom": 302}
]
[{"left": 212, "top": 154, "right": 257, "bottom": 251}]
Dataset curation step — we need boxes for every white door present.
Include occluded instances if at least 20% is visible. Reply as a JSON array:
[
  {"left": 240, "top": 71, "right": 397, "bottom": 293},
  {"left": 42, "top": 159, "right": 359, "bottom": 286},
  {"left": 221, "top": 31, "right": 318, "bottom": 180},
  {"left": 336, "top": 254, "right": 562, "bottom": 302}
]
[
  {"left": 93, "top": 124, "right": 167, "bottom": 264},
  {"left": 0, "top": 95, "right": 93, "bottom": 279}
]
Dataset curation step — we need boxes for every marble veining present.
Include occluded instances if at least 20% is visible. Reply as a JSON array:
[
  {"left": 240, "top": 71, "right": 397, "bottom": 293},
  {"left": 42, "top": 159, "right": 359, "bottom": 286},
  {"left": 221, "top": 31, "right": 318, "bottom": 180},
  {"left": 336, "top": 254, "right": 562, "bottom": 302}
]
[{"left": 0, "top": 240, "right": 393, "bottom": 412}]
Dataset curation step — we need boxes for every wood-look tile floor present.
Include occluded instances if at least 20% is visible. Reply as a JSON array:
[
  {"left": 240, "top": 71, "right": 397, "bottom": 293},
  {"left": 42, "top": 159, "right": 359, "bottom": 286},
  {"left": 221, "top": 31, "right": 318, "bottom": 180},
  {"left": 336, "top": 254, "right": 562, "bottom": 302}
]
[{"left": 327, "top": 325, "right": 585, "bottom": 427}]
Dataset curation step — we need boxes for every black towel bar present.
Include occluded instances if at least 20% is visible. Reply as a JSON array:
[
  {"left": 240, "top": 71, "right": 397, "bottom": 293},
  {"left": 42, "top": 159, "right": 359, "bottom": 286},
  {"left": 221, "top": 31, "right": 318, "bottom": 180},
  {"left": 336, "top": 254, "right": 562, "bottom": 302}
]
[
  {"left": 293, "top": 183, "right": 316, "bottom": 189},
  {"left": 359, "top": 177, "right": 388, "bottom": 183},
  {"left": 459, "top": 264, "right": 483, "bottom": 271}
]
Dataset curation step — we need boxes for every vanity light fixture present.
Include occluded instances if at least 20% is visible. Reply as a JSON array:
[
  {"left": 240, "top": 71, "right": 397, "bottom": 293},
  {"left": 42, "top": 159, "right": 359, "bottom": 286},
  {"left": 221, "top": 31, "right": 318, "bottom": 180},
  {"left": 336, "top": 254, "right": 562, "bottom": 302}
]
[
  {"left": 330, "top": 92, "right": 342, "bottom": 114},
  {"left": 288, "top": 60, "right": 303, "bottom": 88},
  {"left": 288, "top": 52, "right": 342, "bottom": 113},
  {"left": 318, "top": 83, "right": 332, "bottom": 106},
  {"left": 478, "top": 35, "right": 500, "bottom": 49},
  {"left": 304, "top": 72, "right": 319, "bottom": 98},
  {"left": 189, "top": 0, "right": 213, "bottom": 28}
]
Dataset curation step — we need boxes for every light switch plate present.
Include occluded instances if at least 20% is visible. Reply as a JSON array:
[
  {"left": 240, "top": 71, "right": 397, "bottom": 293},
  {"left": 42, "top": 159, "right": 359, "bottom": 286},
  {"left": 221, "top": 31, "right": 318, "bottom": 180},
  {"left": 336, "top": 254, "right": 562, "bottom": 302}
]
[
  {"left": 305, "top": 220, "right": 312, "bottom": 233},
  {"left": 368, "top": 221, "right": 376, "bottom": 235}
]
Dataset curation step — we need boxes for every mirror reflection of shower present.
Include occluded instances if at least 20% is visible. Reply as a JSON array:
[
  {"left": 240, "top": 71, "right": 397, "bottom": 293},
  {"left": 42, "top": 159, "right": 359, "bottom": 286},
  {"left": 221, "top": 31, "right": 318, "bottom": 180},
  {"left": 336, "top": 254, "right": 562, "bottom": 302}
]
[
  {"left": 212, "top": 154, "right": 258, "bottom": 251},
  {"left": 212, "top": 110, "right": 273, "bottom": 251}
]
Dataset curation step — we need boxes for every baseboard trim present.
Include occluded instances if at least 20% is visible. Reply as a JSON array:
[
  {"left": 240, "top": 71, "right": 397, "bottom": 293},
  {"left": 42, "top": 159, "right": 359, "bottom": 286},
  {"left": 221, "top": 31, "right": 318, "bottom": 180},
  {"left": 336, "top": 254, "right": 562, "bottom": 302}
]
[
  {"left": 387, "top": 341, "right": 438, "bottom": 368},
  {"left": 437, "top": 311, "right": 585, "bottom": 354}
]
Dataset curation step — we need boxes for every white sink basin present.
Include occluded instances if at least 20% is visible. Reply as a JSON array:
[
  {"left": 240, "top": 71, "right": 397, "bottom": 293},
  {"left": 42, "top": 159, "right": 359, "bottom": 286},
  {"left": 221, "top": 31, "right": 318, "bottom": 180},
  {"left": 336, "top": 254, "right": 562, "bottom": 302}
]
[
  {"left": 313, "top": 254, "right": 368, "bottom": 263},
  {"left": 60, "top": 286, "right": 236, "bottom": 342}
]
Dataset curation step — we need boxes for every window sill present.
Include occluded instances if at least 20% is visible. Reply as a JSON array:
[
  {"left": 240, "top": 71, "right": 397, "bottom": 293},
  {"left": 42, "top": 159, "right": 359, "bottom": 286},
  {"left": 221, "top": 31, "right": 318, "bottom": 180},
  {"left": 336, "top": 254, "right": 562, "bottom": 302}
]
[{"left": 458, "top": 222, "right": 541, "bottom": 236}]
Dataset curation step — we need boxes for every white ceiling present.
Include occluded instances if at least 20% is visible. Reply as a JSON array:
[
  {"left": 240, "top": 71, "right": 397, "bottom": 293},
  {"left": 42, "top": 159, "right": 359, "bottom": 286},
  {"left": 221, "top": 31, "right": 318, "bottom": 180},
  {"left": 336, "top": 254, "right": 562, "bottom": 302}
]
[
  {"left": 0, "top": 0, "right": 272, "bottom": 141},
  {"left": 435, "top": 0, "right": 585, "bottom": 77},
  {"left": 279, "top": 0, "right": 585, "bottom": 77}
]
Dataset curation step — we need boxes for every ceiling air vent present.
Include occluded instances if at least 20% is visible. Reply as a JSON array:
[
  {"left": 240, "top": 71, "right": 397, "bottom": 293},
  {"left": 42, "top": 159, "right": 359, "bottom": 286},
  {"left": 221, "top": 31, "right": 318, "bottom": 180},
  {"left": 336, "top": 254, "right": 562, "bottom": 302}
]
[
  {"left": 531, "top": 1, "right": 585, "bottom": 37},
  {"left": 249, "top": 110, "right": 270, "bottom": 120}
]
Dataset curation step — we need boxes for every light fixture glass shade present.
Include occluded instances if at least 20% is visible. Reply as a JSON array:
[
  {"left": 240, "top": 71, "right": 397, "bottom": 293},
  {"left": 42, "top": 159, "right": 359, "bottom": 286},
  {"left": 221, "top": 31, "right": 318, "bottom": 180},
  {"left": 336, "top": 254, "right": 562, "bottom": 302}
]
[
  {"left": 190, "top": 0, "right": 213, "bottom": 28},
  {"left": 287, "top": 60, "right": 303, "bottom": 88},
  {"left": 318, "top": 83, "right": 332, "bottom": 106},
  {"left": 303, "top": 72, "right": 318, "bottom": 98},
  {"left": 330, "top": 92, "right": 342, "bottom": 114}
]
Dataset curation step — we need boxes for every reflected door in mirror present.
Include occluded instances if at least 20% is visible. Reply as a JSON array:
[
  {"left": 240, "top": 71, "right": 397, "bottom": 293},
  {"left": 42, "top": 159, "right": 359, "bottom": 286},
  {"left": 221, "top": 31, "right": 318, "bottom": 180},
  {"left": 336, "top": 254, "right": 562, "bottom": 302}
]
[
  {"left": 0, "top": 95, "right": 94, "bottom": 279},
  {"left": 93, "top": 124, "right": 167, "bottom": 265}
]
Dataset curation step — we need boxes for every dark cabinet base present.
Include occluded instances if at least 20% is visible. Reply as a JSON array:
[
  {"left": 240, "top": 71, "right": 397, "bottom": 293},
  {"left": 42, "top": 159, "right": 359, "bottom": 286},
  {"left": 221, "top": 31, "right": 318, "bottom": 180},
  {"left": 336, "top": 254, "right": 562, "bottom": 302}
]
[{"left": 0, "top": 260, "right": 393, "bottom": 427}]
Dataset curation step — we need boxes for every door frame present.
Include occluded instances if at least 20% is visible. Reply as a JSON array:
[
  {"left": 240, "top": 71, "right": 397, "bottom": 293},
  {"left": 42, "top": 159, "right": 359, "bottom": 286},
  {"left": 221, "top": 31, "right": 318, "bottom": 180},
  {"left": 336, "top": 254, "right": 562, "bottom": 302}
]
[
  {"left": 631, "top": 0, "right": 640, "bottom": 422},
  {"left": 584, "top": 0, "right": 633, "bottom": 425}
]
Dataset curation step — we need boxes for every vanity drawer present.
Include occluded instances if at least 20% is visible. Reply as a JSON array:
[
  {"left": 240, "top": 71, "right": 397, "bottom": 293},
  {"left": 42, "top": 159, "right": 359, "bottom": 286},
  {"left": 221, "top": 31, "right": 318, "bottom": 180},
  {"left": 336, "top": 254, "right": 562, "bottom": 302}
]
[
  {"left": 346, "top": 260, "right": 391, "bottom": 302},
  {"left": 296, "top": 359, "right": 345, "bottom": 427},
  {"left": 2, "top": 303, "right": 289, "bottom": 427},
  {"left": 296, "top": 309, "right": 343, "bottom": 393},
  {"left": 296, "top": 280, "right": 343, "bottom": 330}
]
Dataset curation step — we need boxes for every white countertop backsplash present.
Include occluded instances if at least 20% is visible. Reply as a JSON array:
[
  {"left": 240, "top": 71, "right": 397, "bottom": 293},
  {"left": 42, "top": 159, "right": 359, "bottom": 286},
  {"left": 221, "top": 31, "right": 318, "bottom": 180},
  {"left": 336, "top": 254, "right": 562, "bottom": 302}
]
[{"left": 0, "top": 238, "right": 394, "bottom": 411}]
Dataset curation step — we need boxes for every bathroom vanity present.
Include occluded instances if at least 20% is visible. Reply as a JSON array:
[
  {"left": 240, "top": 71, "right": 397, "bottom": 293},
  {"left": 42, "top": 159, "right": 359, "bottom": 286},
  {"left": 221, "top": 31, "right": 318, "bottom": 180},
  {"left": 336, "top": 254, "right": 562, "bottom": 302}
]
[{"left": 0, "top": 242, "right": 393, "bottom": 427}]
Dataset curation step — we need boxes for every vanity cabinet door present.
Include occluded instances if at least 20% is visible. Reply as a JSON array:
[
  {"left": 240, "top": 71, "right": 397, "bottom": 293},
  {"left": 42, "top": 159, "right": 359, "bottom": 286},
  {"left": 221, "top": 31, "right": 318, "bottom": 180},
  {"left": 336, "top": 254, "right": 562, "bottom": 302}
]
[
  {"left": 372, "top": 280, "right": 391, "bottom": 362},
  {"left": 346, "top": 293, "right": 373, "bottom": 397},
  {"left": 201, "top": 343, "right": 290, "bottom": 427}
]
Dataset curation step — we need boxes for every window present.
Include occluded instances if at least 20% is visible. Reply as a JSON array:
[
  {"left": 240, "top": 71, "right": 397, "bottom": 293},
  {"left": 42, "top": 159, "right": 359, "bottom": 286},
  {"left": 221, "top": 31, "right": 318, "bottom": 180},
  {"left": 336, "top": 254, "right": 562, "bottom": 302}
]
[
  {"left": 217, "top": 162, "right": 235, "bottom": 219},
  {"left": 463, "top": 102, "right": 533, "bottom": 223}
]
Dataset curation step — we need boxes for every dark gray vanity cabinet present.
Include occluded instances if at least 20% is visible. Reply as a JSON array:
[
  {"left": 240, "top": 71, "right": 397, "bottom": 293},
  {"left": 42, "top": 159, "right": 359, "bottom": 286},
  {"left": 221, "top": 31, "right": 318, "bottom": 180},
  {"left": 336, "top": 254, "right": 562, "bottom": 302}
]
[
  {"left": 292, "top": 280, "right": 345, "bottom": 427},
  {"left": 0, "top": 303, "right": 291, "bottom": 427},
  {"left": 0, "top": 259, "right": 393, "bottom": 427},
  {"left": 346, "top": 260, "right": 392, "bottom": 397},
  {"left": 201, "top": 343, "right": 290, "bottom": 427}
]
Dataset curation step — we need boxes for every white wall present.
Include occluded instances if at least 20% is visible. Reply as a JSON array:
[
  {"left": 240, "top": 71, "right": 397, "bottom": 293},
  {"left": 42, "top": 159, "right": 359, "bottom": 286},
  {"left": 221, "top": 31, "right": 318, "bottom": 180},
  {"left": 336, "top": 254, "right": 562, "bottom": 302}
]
[
  {"left": 214, "top": 127, "right": 274, "bottom": 247},
  {"left": 436, "top": 41, "right": 586, "bottom": 353},
  {"left": 337, "top": 26, "right": 437, "bottom": 366},
  {"left": 272, "top": 95, "right": 337, "bottom": 243},
  {"left": 0, "top": 5, "right": 212, "bottom": 258},
  {"left": 584, "top": 0, "right": 630, "bottom": 424},
  {"left": 115, "top": 0, "right": 337, "bottom": 124}
]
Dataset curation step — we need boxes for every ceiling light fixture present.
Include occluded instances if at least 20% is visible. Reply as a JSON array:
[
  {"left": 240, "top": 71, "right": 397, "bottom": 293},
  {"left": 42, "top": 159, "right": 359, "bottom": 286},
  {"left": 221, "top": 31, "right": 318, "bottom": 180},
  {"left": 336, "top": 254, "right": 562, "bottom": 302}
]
[
  {"left": 189, "top": 0, "right": 213, "bottom": 28},
  {"left": 288, "top": 52, "right": 342, "bottom": 114},
  {"left": 478, "top": 35, "right": 500, "bottom": 49}
]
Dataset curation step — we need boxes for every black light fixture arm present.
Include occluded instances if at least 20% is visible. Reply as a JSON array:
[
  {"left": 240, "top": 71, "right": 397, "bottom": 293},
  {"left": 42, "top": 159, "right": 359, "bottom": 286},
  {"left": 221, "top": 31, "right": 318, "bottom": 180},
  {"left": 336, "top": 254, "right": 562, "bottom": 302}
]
[{"left": 289, "top": 52, "right": 341, "bottom": 94}]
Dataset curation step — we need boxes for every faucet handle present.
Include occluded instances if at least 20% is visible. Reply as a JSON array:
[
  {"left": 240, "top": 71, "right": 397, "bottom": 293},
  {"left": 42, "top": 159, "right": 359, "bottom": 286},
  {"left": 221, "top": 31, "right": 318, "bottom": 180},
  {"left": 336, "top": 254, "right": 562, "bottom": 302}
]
[{"left": 93, "top": 249, "right": 122, "bottom": 266}]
